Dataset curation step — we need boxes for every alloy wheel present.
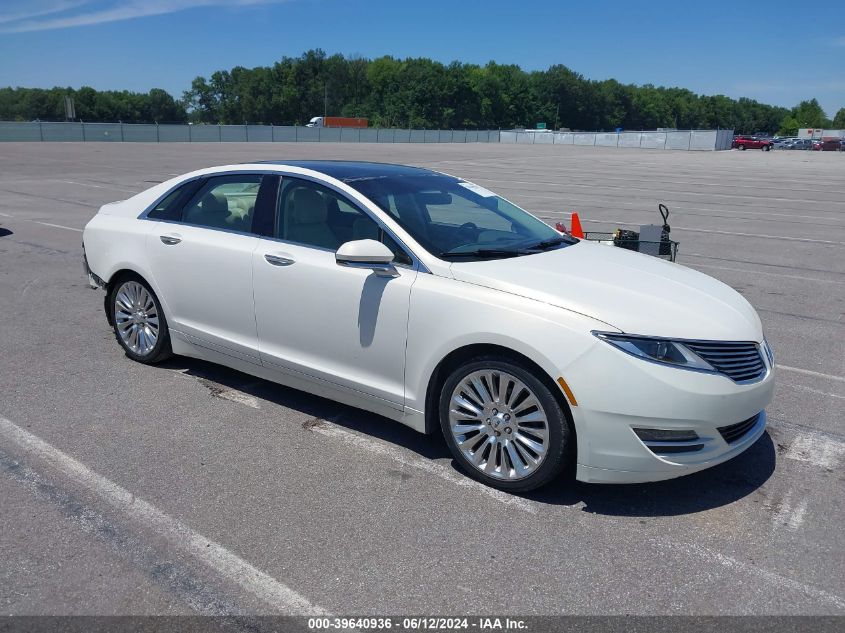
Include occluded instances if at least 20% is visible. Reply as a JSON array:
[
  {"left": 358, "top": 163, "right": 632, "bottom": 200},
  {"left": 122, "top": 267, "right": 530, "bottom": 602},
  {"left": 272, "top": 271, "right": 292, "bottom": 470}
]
[
  {"left": 448, "top": 369, "right": 550, "bottom": 480},
  {"left": 114, "top": 281, "right": 159, "bottom": 356}
]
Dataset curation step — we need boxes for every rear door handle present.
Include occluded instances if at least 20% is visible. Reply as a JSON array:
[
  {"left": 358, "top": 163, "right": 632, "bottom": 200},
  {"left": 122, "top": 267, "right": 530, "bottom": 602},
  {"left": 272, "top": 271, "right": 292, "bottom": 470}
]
[
  {"left": 264, "top": 253, "right": 295, "bottom": 267},
  {"left": 160, "top": 234, "right": 182, "bottom": 245}
]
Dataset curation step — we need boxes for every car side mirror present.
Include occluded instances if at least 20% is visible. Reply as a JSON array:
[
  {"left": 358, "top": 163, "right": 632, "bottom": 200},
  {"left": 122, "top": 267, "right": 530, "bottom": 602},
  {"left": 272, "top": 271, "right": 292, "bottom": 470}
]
[{"left": 335, "top": 239, "right": 398, "bottom": 276}]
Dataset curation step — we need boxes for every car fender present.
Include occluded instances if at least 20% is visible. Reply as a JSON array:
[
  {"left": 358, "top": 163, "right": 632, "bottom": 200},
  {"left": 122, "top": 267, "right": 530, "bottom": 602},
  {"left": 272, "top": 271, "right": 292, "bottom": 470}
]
[{"left": 404, "top": 272, "right": 617, "bottom": 415}]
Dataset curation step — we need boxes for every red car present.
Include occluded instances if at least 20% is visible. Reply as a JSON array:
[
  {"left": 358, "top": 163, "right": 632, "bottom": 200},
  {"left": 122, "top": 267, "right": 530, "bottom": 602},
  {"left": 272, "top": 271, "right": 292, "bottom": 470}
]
[
  {"left": 732, "top": 135, "right": 773, "bottom": 151},
  {"left": 812, "top": 137, "right": 842, "bottom": 151}
]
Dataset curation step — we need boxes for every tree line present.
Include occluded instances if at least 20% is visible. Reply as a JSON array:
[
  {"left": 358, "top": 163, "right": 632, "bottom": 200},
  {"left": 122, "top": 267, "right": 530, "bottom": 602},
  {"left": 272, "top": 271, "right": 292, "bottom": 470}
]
[
  {"left": 3, "top": 50, "right": 844, "bottom": 134},
  {"left": 0, "top": 86, "right": 187, "bottom": 123}
]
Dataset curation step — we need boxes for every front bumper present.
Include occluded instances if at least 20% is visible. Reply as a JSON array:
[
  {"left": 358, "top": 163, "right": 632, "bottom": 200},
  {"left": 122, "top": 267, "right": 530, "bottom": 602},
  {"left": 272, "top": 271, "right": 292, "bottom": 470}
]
[{"left": 563, "top": 339, "right": 775, "bottom": 484}]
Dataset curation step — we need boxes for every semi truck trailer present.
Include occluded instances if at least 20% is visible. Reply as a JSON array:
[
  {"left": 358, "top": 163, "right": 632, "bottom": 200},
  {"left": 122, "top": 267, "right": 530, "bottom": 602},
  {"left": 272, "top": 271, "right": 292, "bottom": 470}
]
[{"left": 306, "top": 116, "right": 368, "bottom": 128}]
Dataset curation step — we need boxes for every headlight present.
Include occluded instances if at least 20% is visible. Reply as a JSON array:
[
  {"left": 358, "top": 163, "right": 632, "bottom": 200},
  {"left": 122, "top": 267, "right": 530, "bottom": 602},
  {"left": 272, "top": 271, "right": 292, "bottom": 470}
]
[{"left": 593, "top": 332, "right": 715, "bottom": 372}]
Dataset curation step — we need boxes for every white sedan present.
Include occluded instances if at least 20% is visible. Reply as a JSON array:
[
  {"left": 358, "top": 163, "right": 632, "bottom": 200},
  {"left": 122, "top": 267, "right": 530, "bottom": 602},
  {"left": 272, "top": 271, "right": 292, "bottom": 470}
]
[{"left": 83, "top": 161, "right": 774, "bottom": 491}]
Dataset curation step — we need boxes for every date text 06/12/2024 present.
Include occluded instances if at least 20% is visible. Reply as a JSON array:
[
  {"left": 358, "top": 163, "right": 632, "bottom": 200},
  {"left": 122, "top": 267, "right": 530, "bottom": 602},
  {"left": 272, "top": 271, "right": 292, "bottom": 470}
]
[{"left": 307, "top": 617, "right": 528, "bottom": 630}]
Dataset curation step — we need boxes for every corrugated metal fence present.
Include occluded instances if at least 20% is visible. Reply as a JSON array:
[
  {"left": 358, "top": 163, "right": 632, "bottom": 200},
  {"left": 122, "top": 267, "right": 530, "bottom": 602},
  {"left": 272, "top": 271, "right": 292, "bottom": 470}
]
[
  {"left": 0, "top": 121, "right": 500, "bottom": 143},
  {"left": 501, "top": 129, "right": 734, "bottom": 150},
  {"left": 0, "top": 121, "right": 732, "bottom": 150}
]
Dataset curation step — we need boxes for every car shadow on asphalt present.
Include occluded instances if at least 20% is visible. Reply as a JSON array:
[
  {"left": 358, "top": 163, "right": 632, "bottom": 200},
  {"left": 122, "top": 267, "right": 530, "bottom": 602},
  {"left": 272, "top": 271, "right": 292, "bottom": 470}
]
[
  {"left": 0, "top": 227, "right": 13, "bottom": 237},
  {"left": 155, "top": 356, "right": 776, "bottom": 517}
]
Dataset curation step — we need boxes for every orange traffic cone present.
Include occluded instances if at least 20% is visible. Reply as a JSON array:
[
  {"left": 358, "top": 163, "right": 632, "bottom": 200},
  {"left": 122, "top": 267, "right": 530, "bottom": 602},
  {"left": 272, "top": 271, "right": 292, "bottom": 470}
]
[{"left": 570, "top": 212, "right": 584, "bottom": 238}]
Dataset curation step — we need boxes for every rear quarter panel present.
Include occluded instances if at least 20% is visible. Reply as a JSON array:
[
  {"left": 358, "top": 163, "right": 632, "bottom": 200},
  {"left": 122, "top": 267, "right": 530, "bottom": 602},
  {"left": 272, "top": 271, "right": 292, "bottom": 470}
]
[{"left": 83, "top": 212, "right": 164, "bottom": 310}]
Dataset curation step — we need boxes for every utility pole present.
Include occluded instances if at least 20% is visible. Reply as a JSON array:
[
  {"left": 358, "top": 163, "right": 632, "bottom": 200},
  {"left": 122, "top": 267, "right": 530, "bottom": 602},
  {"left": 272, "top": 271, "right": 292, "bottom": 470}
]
[{"left": 324, "top": 83, "right": 328, "bottom": 120}]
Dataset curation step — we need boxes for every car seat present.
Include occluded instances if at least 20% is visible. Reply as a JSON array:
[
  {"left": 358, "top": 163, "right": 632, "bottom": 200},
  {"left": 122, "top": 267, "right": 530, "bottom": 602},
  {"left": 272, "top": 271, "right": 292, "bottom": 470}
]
[
  {"left": 185, "top": 192, "right": 231, "bottom": 229},
  {"left": 285, "top": 188, "right": 338, "bottom": 249}
]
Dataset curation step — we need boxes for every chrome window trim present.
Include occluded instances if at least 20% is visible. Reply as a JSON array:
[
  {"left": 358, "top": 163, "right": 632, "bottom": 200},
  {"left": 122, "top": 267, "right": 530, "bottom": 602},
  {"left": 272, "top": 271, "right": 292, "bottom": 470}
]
[
  {"left": 137, "top": 168, "right": 428, "bottom": 274},
  {"left": 137, "top": 169, "right": 278, "bottom": 221},
  {"left": 147, "top": 217, "right": 262, "bottom": 239}
]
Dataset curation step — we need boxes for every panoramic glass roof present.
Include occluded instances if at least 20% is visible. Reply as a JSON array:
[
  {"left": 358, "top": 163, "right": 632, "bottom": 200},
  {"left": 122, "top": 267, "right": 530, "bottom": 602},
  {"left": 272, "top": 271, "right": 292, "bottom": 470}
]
[{"left": 251, "top": 160, "right": 440, "bottom": 182}]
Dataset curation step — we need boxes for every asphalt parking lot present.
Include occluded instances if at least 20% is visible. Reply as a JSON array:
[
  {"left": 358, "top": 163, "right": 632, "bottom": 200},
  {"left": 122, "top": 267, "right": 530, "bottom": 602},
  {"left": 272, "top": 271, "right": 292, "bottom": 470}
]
[{"left": 0, "top": 142, "right": 843, "bottom": 617}]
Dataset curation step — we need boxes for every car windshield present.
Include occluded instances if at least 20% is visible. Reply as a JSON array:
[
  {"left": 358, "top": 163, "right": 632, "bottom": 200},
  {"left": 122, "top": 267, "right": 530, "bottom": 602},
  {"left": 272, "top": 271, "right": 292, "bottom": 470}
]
[{"left": 346, "top": 174, "right": 576, "bottom": 261}]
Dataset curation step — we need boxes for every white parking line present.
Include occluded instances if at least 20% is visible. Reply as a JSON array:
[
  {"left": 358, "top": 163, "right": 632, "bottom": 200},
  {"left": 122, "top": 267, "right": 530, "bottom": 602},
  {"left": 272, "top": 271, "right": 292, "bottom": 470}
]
[
  {"left": 59, "top": 180, "right": 138, "bottom": 194},
  {"left": 0, "top": 415, "right": 327, "bottom": 615},
  {"left": 782, "top": 383, "right": 845, "bottom": 400},
  {"left": 32, "top": 221, "right": 83, "bottom": 233},
  {"left": 770, "top": 492, "right": 809, "bottom": 533},
  {"left": 677, "top": 226, "right": 845, "bottom": 246},
  {"left": 468, "top": 175, "right": 845, "bottom": 209},
  {"left": 689, "top": 263, "right": 845, "bottom": 285},
  {"left": 785, "top": 498, "right": 809, "bottom": 532},
  {"left": 534, "top": 198, "right": 845, "bottom": 224},
  {"left": 776, "top": 365, "right": 845, "bottom": 383},
  {"left": 784, "top": 432, "right": 845, "bottom": 469},
  {"left": 311, "top": 420, "right": 537, "bottom": 514},
  {"left": 570, "top": 218, "right": 845, "bottom": 246},
  {"left": 667, "top": 540, "right": 845, "bottom": 610}
]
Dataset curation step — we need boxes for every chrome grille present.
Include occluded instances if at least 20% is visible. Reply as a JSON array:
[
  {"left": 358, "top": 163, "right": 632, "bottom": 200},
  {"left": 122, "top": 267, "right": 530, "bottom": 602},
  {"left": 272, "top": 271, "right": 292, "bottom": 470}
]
[
  {"left": 718, "top": 413, "right": 761, "bottom": 444},
  {"left": 684, "top": 341, "right": 766, "bottom": 382}
]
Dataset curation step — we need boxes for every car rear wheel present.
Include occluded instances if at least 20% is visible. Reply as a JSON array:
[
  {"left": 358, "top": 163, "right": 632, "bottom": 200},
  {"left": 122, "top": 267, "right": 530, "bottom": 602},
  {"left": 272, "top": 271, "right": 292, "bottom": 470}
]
[
  {"left": 109, "top": 275, "right": 172, "bottom": 364},
  {"left": 439, "top": 357, "right": 571, "bottom": 492},
  {"left": 763, "top": 145, "right": 771, "bottom": 151}
]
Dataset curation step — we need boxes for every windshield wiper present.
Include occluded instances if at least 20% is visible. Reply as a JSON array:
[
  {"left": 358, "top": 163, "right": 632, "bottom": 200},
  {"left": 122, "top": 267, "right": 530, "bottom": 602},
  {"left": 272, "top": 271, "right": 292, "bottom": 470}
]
[
  {"left": 439, "top": 248, "right": 533, "bottom": 260},
  {"left": 525, "top": 236, "right": 573, "bottom": 250}
]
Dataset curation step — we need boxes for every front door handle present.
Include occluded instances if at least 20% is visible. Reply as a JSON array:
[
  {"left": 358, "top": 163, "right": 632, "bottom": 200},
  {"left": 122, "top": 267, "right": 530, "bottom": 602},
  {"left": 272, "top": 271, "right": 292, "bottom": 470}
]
[
  {"left": 264, "top": 253, "right": 295, "bottom": 267},
  {"left": 160, "top": 234, "right": 182, "bottom": 245}
]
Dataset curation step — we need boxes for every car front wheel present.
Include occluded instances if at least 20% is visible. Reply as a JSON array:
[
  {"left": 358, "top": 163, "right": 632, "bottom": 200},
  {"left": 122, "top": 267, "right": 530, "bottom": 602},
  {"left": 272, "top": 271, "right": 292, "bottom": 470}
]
[
  {"left": 109, "top": 275, "right": 172, "bottom": 364},
  {"left": 439, "top": 357, "right": 571, "bottom": 492},
  {"left": 738, "top": 144, "right": 746, "bottom": 150}
]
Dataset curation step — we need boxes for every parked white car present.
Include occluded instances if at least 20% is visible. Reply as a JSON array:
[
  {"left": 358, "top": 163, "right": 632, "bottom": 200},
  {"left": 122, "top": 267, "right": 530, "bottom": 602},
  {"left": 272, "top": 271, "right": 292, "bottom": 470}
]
[{"left": 83, "top": 161, "right": 774, "bottom": 491}]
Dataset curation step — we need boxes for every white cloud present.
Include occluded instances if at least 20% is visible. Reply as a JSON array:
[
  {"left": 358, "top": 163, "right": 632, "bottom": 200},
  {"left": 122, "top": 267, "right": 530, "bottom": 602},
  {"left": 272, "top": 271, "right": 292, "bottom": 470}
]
[
  {"left": 0, "top": 0, "right": 287, "bottom": 33},
  {"left": 0, "top": 1, "right": 90, "bottom": 25}
]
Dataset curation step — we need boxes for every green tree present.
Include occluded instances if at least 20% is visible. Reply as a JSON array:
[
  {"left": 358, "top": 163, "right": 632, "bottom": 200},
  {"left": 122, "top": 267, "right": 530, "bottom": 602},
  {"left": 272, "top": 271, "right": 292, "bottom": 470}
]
[
  {"left": 832, "top": 107, "right": 845, "bottom": 128},
  {"left": 183, "top": 77, "right": 217, "bottom": 122},
  {"left": 777, "top": 115, "right": 800, "bottom": 136},
  {"left": 792, "top": 99, "right": 831, "bottom": 128}
]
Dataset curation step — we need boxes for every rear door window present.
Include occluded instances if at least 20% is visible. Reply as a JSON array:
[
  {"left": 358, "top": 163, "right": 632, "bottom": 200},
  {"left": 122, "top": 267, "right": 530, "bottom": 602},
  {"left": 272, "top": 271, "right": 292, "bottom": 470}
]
[
  {"left": 180, "top": 175, "right": 262, "bottom": 232},
  {"left": 147, "top": 180, "right": 202, "bottom": 220}
]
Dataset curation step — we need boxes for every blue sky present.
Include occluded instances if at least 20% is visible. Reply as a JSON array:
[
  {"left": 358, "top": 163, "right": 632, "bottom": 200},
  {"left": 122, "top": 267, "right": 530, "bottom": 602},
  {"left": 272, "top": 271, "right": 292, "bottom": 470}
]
[{"left": 1, "top": 0, "right": 844, "bottom": 117}]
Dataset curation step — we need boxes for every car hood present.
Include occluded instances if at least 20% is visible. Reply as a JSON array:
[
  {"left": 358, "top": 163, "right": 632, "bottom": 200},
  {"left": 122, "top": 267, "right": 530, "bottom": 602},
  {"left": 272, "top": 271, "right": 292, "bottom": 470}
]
[{"left": 448, "top": 241, "right": 762, "bottom": 341}]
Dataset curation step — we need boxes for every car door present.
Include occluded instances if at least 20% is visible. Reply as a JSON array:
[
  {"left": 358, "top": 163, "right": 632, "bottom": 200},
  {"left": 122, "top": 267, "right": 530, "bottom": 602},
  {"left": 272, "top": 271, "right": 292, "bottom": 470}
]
[
  {"left": 252, "top": 175, "right": 418, "bottom": 410},
  {"left": 145, "top": 173, "right": 268, "bottom": 364}
]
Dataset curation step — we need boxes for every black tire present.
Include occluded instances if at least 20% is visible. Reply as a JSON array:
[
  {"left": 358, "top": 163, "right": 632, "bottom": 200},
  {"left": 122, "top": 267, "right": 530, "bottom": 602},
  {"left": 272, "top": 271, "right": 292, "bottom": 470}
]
[
  {"left": 108, "top": 273, "right": 172, "bottom": 364},
  {"left": 439, "top": 355, "right": 571, "bottom": 492},
  {"left": 738, "top": 144, "right": 746, "bottom": 150},
  {"left": 763, "top": 145, "right": 771, "bottom": 151}
]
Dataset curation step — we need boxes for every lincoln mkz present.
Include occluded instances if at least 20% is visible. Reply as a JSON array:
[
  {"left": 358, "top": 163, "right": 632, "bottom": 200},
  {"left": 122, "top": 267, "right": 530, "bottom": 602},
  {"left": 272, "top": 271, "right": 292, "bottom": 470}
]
[{"left": 83, "top": 161, "right": 774, "bottom": 491}]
